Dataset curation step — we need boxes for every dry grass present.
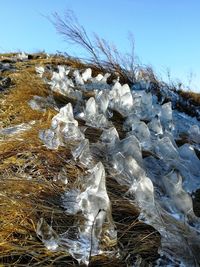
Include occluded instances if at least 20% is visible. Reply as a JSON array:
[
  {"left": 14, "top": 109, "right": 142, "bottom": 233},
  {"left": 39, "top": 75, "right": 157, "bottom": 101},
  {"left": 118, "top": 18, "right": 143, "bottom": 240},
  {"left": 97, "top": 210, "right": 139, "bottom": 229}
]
[
  {"left": 178, "top": 90, "right": 200, "bottom": 106},
  {"left": 0, "top": 68, "right": 54, "bottom": 128},
  {"left": 173, "top": 90, "right": 200, "bottom": 119}
]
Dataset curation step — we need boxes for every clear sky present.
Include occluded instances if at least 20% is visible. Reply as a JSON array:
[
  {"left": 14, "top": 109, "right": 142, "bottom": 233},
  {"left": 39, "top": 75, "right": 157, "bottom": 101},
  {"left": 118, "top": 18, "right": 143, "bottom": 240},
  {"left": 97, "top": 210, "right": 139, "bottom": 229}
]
[{"left": 1, "top": 0, "right": 200, "bottom": 92}]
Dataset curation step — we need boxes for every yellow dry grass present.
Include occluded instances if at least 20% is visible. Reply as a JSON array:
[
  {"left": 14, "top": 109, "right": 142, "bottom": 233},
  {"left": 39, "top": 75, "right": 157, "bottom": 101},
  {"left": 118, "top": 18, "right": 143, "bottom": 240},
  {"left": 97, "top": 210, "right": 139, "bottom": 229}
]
[{"left": 0, "top": 68, "right": 53, "bottom": 128}]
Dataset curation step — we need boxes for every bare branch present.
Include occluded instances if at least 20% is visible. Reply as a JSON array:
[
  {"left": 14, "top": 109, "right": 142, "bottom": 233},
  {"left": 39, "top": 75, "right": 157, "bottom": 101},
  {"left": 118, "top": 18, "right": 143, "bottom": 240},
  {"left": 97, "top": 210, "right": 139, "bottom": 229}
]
[
  {"left": 51, "top": 11, "right": 100, "bottom": 66},
  {"left": 51, "top": 10, "right": 139, "bottom": 83}
]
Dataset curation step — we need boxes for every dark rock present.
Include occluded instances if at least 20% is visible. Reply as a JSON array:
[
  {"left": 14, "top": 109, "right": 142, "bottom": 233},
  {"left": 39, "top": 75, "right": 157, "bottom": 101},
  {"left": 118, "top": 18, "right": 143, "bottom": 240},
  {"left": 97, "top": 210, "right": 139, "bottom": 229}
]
[
  {"left": 0, "top": 77, "right": 12, "bottom": 89},
  {"left": 0, "top": 62, "right": 11, "bottom": 72},
  {"left": 0, "top": 85, "right": 5, "bottom": 92},
  {"left": 0, "top": 58, "right": 16, "bottom": 63},
  {"left": 28, "top": 53, "right": 47, "bottom": 60}
]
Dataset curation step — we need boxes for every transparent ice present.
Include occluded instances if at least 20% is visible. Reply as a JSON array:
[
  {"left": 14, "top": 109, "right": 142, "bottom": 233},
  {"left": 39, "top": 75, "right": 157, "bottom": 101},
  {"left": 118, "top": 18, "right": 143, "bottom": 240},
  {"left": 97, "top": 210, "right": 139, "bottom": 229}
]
[
  {"left": 131, "top": 91, "right": 153, "bottom": 119},
  {"left": 82, "top": 68, "right": 92, "bottom": 82},
  {"left": 115, "top": 135, "right": 143, "bottom": 164},
  {"left": 84, "top": 73, "right": 111, "bottom": 91},
  {"left": 72, "top": 139, "right": 93, "bottom": 168},
  {"left": 95, "top": 90, "right": 110, "bottom": 115},
  {"left": 178, "top": 144, "right": 200, "bottom": 192},
  {"left": 50, "top": 66, "right": 74, "bottom": 96},
  {"left": 147, "top": 115, "right": 163, "bottom": 135},
  {"left": 109, "top": 82, "right": 134, "bottom": 116},
  {"left": 155, "top": 136, "right": 179, "bottom": 161},
  {"left": 37, "top": 218, "right": 59, "bottom": 251},
  {"left": 123, "top": 113, "right": 140, "bottom": 131},
  {"left": 53, "top": 168, "right": 68, "bottom": 185},
  {"left": 188, "top": 125, "right": 200, "bottom": 143},
  {"left": 79, "top": 97, "right": 110, "bottom": 128},
  {"left": 0, "top": 121, "right": 35, "bottom": 136},
  {"left": 130, "top": 121, "right": 151, "bottom": 147},
  {"left": 35, "top": 66, "right": 45, "bottom": 78},
  {"left": 28, "top": 95, "right": 56, "bottom": 112},
  {"left": 160, "top": 102, "right": 173, "bottom": 131},
  {"left": 73, "top": 69, "right": 84, "bottom": 86},
  {"left": 61, "top": 162, "right": 117, "bottom": 265},
  {"left": 40, "top": 103, "right": 84, "bottom": 149},
  {"left": 100, "top": 127, "right": 119, "bottom": 147}
]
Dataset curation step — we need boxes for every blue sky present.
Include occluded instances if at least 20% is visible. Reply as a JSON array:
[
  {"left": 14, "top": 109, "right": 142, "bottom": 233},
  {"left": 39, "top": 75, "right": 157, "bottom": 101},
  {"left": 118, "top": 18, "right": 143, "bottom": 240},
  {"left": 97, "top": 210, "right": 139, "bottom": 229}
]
[{"left": 1, "top": 0, "right": 200, "bottom": 92}]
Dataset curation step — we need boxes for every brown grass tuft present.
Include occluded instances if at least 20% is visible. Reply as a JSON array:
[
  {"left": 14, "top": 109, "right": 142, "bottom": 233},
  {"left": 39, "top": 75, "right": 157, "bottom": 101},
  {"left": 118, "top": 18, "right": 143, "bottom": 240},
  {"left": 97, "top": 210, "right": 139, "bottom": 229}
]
[{"left": 178, "top": 90, "right": 200, "bottom": 106}]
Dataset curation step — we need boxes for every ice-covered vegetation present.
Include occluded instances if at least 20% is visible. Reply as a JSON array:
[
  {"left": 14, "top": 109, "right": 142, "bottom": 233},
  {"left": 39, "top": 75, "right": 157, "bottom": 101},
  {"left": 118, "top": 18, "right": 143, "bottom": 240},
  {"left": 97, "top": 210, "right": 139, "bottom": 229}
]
[{"left": 34, "top": 62, "right": 200, "bottom": 266}]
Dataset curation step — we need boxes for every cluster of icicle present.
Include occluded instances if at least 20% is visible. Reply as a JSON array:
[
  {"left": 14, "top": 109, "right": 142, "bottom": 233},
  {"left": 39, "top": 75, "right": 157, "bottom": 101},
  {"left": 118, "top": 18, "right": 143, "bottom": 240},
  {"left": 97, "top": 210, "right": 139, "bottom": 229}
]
[{"left": 35, "top": 65, "right": 200, "bottom": 266}]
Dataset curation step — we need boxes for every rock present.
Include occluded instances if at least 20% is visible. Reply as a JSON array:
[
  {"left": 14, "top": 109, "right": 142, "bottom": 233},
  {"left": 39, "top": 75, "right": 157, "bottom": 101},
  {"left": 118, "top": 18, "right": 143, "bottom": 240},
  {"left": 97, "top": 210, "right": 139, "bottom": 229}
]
[
  {"left": 0, "top": 77, "right": 11, "bottom": 87},
  {"left": 0, "top": 77, "right": 12, "bottom": 92}
]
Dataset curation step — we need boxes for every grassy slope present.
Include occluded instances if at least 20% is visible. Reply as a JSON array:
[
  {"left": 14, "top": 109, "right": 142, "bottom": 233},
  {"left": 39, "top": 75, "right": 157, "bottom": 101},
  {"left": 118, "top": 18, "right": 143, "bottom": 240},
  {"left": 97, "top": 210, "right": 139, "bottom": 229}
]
[{"left": 1, "top": 53, "right": 199, "bottom": 266}]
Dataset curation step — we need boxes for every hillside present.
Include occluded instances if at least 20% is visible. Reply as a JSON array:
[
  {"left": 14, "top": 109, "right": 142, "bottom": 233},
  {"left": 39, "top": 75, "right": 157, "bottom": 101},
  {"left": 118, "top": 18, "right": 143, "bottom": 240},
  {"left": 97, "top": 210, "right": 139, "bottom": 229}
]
[{"left": 0, "top": 52, "right": 200, "bottom": 267}]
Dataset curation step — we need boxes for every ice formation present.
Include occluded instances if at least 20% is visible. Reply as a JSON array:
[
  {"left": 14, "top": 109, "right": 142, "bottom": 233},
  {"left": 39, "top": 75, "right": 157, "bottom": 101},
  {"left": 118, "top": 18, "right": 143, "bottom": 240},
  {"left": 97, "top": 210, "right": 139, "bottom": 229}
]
[
  {"left": 48, "top": 65, "right": 84, "bottom": 100},
  {"left": 78, "top": 97, "right": 110, "bottom": 128},
  {"left": 189, "top": 125, "right": 200, "bottom": 143},
  {"left": 28, "top": 95, "right": 56, "bottom": 111},
  {"left": 61, "top": 162, "right": 117, "bottom": 264},
  {"left": 53, "top": 168, "right": 68, "bottom": 185},
  {"left": 147, "top": 115, "right": 163, "bottom": 135},
  {"left": 17, "top": 52, "right": 28, "bottom": 61},
  {"left": 35, "top": 66, "right": 45, "bottom": 78},
  {"left": 130, "top": 121, "right": 151, "bottom": 148},
  {"left": 0, "top": 121, "right": 35, "bottom": 136},
  {"left": 81, "top": 68, "right": 92, "bottom": 82},
  {"left": 109, "top": 82, "right": 134, "bottom": 116},
  {"left": 160, "top": 102, "right": 173, "bottom": 131},
  {"left": 37, "top": 218, "right": 59, "bottom": 251},
  {"left": 35, "top": 64, "right": 200, "bottom": 266},
  {"left": 100, "top": 127, "right": 119, "bottom": 147},
  {"left": 84, "top": 73, "right": 111, "bottom": 91},
  {"left": 73, "top": 69, "right": 84, "bottom": 86},
  {"left": 95, "top": 90, "right": 110, "bottom": 115},
  {"left": 72, "top": 139, "right": 93, "bottom": 168},
  {"left": 62, "top": 163, "right": 116, "bottom": 265},
  {"left": 39, "top": 103, "right": 84, "bottom": 149},
  {"left": 38, "top": 162, "right": 117, "bottom": 265}
]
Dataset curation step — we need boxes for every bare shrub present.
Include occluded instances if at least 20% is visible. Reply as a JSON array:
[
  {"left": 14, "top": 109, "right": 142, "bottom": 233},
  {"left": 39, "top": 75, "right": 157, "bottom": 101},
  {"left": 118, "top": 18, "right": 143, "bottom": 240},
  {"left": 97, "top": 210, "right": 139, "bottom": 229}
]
[{"left": 51, "top": 10, "right": 139, "bottom": 84}]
